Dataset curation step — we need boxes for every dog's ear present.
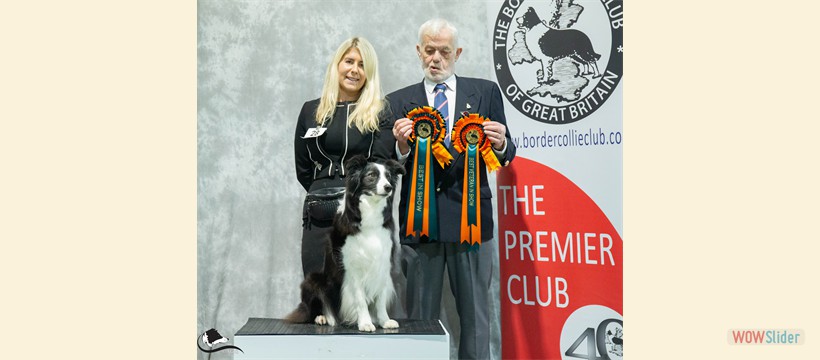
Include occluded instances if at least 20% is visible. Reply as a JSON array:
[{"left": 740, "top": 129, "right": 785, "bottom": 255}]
[
  {"left": 346, "top": 170, "right": 362, "bottom": 199},
  {"left": 345, "top": 155, "right": 367, "bottom": 197},
  {"left": 345, "top": 155, "right": 368, "bottom": 175},
  {"left": 385, "top": 159, "right": 406, "bottom": 176}
]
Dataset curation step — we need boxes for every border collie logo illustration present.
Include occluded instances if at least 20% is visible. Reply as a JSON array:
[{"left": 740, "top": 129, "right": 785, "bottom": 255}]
[
  {"left": 493, "top": 0, "right": 623, "bottom": 124},
  {"left": 197, "top": 328, "right": 243, "bottom": 354}
]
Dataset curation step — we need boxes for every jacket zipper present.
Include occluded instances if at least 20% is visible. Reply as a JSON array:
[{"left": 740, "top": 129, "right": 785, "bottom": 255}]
[
  {"left": 306, "top": 144, "right": 319, "bottom": 179},
  {"left": 314, "top": 104, "right": 343, "bottom": 179},
  {"left": 339, "top": 103, "right": 351, "bottom": 176}
]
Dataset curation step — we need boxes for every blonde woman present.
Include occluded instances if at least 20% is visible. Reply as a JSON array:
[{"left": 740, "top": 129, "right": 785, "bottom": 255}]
[{"left": 294, "top": 37, "right": 395, "bottom": 276}]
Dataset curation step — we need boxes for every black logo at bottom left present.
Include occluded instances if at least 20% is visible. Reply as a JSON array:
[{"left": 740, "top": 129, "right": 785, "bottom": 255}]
[{"left": 197, "top": 328, "right": 244, "bottom": 354}]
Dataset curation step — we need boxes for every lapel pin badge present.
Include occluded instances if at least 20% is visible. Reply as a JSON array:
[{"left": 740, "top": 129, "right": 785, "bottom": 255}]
[{"left": 466, "top": 103, "right": 471, "bottom": 110}]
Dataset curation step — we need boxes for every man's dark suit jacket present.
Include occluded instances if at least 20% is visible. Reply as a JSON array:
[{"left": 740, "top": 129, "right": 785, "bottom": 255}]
[{"left": 387, "top": 75, "right": 516, "bottom": 244}]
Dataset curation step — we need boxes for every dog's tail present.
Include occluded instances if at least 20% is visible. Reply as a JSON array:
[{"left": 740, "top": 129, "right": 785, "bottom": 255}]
[
  {"left": 283, "top": 302, "right": 311, "bottom": 323},
  {"left": 284, "top": 273, "right": 327, "bottom": 323}
]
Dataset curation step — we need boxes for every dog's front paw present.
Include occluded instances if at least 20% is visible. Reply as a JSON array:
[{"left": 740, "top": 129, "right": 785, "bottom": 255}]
[
  {"left": 314, "top": 314, "right": 336, "bottom": 326},
  {"left": 358, "top": 321, "right": 376, "bottom": 332},
  {"left": 382, "top": 319, "right": 399, "bottom": 329}
]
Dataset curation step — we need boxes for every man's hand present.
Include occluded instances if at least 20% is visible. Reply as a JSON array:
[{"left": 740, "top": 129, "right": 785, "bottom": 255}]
[
  {"left": 393, "top": 117, "right": 413, "bottom": 155},
  {"left": 483, "top": 121, "right": 507, "bottom": 151}
]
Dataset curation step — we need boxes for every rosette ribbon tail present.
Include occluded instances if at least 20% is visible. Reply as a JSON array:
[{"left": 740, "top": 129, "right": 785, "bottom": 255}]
[
  {"left": 431, "top": 142, "right": 454, "bottom": 168},
  {"left": 460, "top": 144, "right": 482, "bottom": 250},
  {"left": 406, "top": 137, "right": 438, "bottom": 242},
  {"left": 480, "top": 142, "right": 501, "bottom": 172}
]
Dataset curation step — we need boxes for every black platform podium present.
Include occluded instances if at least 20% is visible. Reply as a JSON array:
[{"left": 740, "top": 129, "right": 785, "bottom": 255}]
[{"left": 233, "top": 318, "right": 449, "bottom": 359}]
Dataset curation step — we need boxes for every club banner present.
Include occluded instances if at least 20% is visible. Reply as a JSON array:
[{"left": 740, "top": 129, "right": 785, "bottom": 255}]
[{"left": 488, "top": 0, "right": 623, "bottom": 359}]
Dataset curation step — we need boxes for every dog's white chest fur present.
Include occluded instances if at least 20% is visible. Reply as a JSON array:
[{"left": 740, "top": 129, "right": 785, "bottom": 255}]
[
  {"left": 341, "top": 197, "right": 393, "bottom": 301},
  {"left": 343, "top": 226, "right": 391, "bottom": 266}
]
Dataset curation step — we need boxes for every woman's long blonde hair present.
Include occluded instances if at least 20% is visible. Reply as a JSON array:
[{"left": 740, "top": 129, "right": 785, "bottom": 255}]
[{"left": 314, "top": 37, "right": 384, "bottom": 133}]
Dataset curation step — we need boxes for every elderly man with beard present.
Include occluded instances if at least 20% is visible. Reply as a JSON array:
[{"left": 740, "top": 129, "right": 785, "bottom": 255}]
[{"left": 387, "top": 18, "right": 516, "bottom": 360}]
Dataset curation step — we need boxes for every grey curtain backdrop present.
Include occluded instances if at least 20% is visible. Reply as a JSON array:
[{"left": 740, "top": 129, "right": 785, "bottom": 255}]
[{"left": 198, "top": 1, "right": 502, "bottom": 359}]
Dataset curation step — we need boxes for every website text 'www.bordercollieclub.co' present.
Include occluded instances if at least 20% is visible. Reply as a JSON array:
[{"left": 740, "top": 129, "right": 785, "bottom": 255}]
[{"left": 512, "top": 128, "right": 622, "bottom": 149}]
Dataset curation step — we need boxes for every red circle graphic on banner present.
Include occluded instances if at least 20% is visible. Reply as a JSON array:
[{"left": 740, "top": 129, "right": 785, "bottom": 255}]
[{"left": 497, "top": 157, "right": 622, "bottom": 359}]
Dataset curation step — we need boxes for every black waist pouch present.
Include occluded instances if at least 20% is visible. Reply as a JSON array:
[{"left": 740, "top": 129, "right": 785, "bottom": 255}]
[{"left": 303, "top": 187, "right": 345, "bottom": 228}]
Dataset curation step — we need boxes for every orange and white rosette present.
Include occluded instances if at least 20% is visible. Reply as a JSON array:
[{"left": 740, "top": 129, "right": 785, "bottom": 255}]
[
  {"left": 405, "top": 106, "right": 453, "bottom": 242},
  {"left": 452, "top": 113, "right": 501, "bottom": 249}
]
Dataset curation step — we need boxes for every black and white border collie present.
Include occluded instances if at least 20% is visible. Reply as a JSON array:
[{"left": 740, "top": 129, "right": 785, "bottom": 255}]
[{"left": 285, "top": 155, "right": 405, "bottom": 332}]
